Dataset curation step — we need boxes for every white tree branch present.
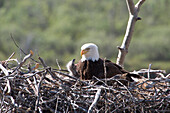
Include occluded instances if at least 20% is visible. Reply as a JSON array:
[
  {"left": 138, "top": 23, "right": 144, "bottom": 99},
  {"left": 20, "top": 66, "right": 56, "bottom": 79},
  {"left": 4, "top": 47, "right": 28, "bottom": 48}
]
[
  {"left": 135, "top": 0, "right": 146, "bottom": 11},
  {"left": 88, "top": 88, "right": 102, "bottom": 113},
  {"left": 116, "top": 0, "right": 146, "bottom": 66}
]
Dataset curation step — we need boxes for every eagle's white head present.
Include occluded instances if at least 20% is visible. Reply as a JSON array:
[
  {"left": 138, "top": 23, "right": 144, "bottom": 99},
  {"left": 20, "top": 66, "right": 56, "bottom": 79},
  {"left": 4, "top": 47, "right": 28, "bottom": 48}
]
[{"left": 81, "top": 43, "right": 99, "bottom": 62}]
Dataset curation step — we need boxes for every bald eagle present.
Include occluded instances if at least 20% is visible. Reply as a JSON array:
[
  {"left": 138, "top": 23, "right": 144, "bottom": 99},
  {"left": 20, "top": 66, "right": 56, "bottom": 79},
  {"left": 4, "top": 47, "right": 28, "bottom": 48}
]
[{"left": 67, "top": 43, "right": 143, "bottom": 81}]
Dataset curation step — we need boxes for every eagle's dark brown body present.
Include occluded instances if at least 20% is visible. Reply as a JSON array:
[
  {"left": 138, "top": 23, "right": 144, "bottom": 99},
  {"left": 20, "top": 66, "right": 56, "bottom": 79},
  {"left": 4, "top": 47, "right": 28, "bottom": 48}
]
[{"left": 76, "top": 58, "right": 129, "bottom": 80}]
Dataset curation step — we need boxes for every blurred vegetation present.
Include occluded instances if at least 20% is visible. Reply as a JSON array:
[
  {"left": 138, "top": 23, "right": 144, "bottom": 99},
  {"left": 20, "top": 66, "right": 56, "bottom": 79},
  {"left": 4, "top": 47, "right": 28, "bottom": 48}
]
[{"left": 0, "top": 0, "right": 170, "bottom": 73}]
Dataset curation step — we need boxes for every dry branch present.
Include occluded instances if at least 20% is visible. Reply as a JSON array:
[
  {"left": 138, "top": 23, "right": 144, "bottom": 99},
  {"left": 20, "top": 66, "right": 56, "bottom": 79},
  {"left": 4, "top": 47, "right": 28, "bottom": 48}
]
[
  {"left": 88, "top": 88, "right": 102, "bottom": 113},
  {"left": 116, "top": 0, "right": 146, "bottom": 66}
]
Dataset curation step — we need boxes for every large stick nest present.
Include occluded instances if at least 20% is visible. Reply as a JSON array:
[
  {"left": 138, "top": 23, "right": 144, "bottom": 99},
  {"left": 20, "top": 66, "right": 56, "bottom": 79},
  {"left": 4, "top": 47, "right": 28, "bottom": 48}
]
[{"left": 0, "top": 51, "right": 169, "bottom": 113}]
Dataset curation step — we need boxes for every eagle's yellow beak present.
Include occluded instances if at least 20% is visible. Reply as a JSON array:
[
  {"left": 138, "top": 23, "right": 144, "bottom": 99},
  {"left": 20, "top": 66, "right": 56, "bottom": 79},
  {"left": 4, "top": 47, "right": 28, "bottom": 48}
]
[{"left": 81, "top": 49, "right": 88, "bottom": 56}]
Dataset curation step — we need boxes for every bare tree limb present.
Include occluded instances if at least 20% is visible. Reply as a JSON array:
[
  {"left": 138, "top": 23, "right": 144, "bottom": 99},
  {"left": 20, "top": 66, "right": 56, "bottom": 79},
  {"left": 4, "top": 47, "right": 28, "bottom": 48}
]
[{"left": 116, "top": 0, "right": 146, "bottom": 66}]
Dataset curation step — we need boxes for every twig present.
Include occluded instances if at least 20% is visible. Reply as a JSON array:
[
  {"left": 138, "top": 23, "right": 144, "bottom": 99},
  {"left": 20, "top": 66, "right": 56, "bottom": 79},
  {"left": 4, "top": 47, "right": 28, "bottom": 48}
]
[
  {"left": 12, "top": 50, "right": 34, "bottom": 73},
  {"left": 10, "top": 33, "right": 39, "bottom": 63},
  {"left": 148, "top": 63, "right": 152, "bottom": 79},
  {"left": 38, "top": 57, "right": 65, "bottom": 83},
  {"left": 5, "top": 52, "right": 15, "bottom": 66},
  {"left": 103, "top": 58, "right": 108, "bottom": 113},
  {"left": 34, "top": 72, "right": 45, "bottom": 112},
  {"left": 115, "top": 79, "right": 135, "bottom": 102},
  {"left": 0, "top": 64, "right": 11, "bottom": 94},
  {"left": 53, "top": 70, "right": 77, "bottom": 81},
  {"left": 56, "top": 59, "right": 61, "bottom": 70},
  {"left": 88, "top": 88, "right": 102, "bottom": 113},
  {"left": 26, "top": 78, "right": 38, "bottom": 96},
  {"left": 10, "top": 33, "right": 26, "bottom": 55},
  {"left": 3, "top": 79, "right": 11, "bottom": 94},
  {"left": 103, "top": 58, "right": 107, "bottom": 84},
  {"left": 54, "top": 95, "right": 59, "bottom": 113},
  {"left": 133, "top": 69, "right": 166, "bottom": 74},
  {"left": 0, "top": 64, "right": 9, "bottom": 76}
]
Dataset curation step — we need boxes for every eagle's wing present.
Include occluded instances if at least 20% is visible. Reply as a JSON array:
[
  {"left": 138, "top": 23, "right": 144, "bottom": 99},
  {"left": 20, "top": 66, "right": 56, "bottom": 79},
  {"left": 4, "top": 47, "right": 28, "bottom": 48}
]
[
  {"left": 105, "top": 60, "right": 145, "bottom": 82},
  {"left": 104, "top": 59, "right": 128, "bottom": 77}
]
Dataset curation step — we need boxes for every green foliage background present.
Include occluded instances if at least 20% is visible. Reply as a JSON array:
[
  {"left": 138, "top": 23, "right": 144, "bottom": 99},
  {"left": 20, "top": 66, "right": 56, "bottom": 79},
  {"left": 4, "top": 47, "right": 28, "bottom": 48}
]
[{"left": 0, "top": 0, "right": 170, "bottom": 73}]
